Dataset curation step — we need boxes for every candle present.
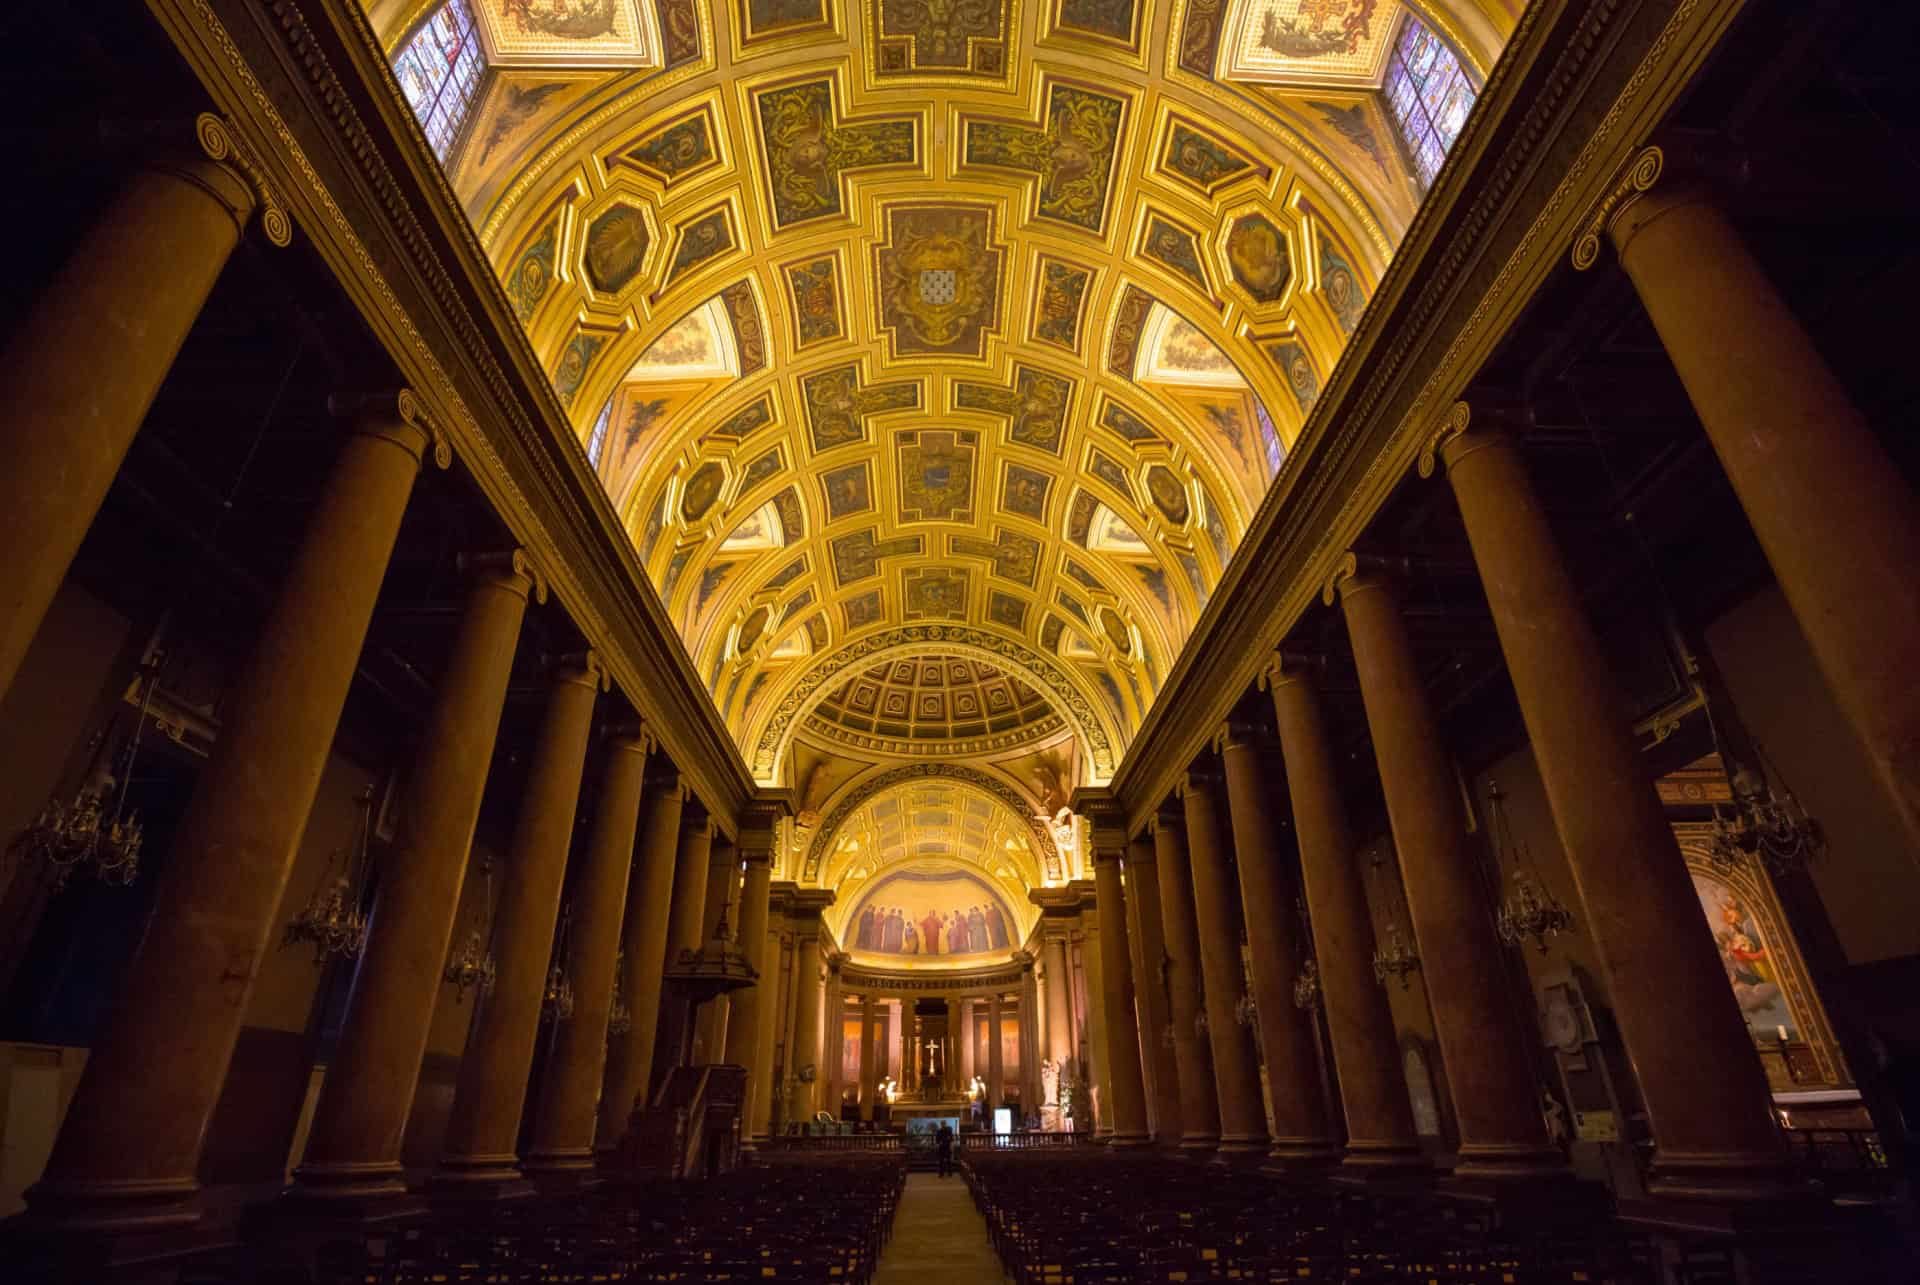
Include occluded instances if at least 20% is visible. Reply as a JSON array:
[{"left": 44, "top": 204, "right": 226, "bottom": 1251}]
[{"left": 1776, "top": 1024, "right": 1789, "bottom": 1042}]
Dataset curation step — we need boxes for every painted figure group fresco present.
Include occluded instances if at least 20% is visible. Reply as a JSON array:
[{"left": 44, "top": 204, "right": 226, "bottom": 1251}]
[
  {"left": 1692, "top": 873, "right": 1797, "bottom": 1040},
  {"left": 855, "top": 899, "right": 1011, "bottom": 957}
]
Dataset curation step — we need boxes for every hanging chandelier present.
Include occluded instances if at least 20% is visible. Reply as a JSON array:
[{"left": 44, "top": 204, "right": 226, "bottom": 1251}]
[
  {"left": 1371, "top": 923, "right": 1420, "bottom": 989},
  {"left": 1488, "top": 781, "right": 1575, "bottom": 953},
  {"left": 542, "top": 902, "right": 576, "bottom": 1023},
  {"left": 445, "top": 857, "right": 497, "bottom": 1001},
  {"left": 607, "top": 950, "right": 632, "bottom": 1037},
  {"left": 282, "top": 785, "right": 374, "bottom": 964},
  {"left": 1706, "top": 750, "right": 1823, "bottom": 877},
  {"left": 1292, "top": 958, "right": 1321, "bottom": 1011},
  {"left": 8, "top": 655, "right": 163, "bottom": 891},
  {"left": 541, "top": 961, "right": 575, "bottom": 1023}
]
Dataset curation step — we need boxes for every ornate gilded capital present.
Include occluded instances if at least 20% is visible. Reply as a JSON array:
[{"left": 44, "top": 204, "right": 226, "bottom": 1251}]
[
  {"left": 193, "top": 112, "right": 292, "bottom": 247},
  {"left": 1416, "top": 401, "right": 1474, "bottom": 479},
  {"left": 1321, "top": 550, "right": 1362, "bottom": 607},
  {"left": 552, "top": 650, "right": 609, "bottom": 692},
  {"left": 604, "top": 719, "right": 655, "bottom": 755},
  {"left": 1572, "top": 145, "right": 1665, "bottom": 271},
  {"left": 1261, "top": 648, "right": 1322, "bottom": 693},
  {"left": 1213, "top": 718, "right": 1270, "bottom": 756},
  {"left": 328, "top": 388, "right": 452, "bottom": 469},
  {"left": 459, "top": 548, "right": 549, "bottom": 603}
]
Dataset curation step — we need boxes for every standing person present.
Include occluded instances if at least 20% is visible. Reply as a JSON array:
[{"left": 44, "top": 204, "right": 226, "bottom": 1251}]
[
  {"left": 919, "top": 907, "right": 943, "bottom": 955},
  {"left": 883, "top": 908, "right": 904, "bottom": 953},
  {"left": 935, "top": 1121, "right": 955, "bottom": 1178},
  {"left": 984, "top": 900, "right": 1010, "bottom": 949},
  {"left": 949, "top": 910, "right": 971, "bottom": 954},
  {"left": 967, "top": 904, "right": 988, "bottom": 954}
]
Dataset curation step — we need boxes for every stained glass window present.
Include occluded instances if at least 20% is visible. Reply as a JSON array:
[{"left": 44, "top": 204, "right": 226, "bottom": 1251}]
[
  {"left": 393, "top": 0, "right": 486, "bottom": 161},
  {"left": 1383, "top": 16, "right": 1477, "bottom": 192},
  {"left": 586, "top": 397, "right": 612, "bottom": 468}
]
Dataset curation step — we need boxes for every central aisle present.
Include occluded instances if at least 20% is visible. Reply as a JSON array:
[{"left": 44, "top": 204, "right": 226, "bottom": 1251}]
[{"left": 873, "top": 1170, "right": 1008, "bottom": 1285}]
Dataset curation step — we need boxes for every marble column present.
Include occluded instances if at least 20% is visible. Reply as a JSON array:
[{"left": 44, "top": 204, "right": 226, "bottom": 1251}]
[
  {"left": 786, "top": 904, "right": 827, "bottom": 1122},
  {"left": 1041, "top": 931, "right": 1074, "bottom": 1092},
  {"left": 1151, "top": 806, "right": 1222, "bottom": 1150},
  {"left": 987, "top": 993, "right": 1006, "bottom": 1109},
  {"left": 434, "top": 655, "right": 604, "bottom": 1196},
  {"left": 1089, "top": 835, "right": 1151, "bottom": 1146},
  {"left": 1019, "top": 961, "right": 1043, "bottom": 1112},
  {"left": 862, "top": 993, "right": 881, "bottom": 1119},
  {"left": 1080, "top": 919, "right": 1112, "bottom": 1139},
  {"left": 25, "top": 397, "right": 434, "bottom": 1232},
  {"left": 291, "top": 551, "right": 538, "bottom": 1206},
  {"left": 1219, "top": 723, "right": 1339, "bottom": 1167},
  {"left": 1436, "top": 416, "right": 1791, "bottom": 1198},
  {"left": 722, "top": 817, "right": 776, "bottom": 1132},
  {"left": 690, "top": 838, "right": 738, "bottom": 1065},
  {"left": 595, "top": 778, "right": 686, "bottom": 1156},
  {"left": 958, "top": 997, "right": 975, "bottom": 1090},
  {"left": 650, "top": 809, "right": 713, "bottom": 1086},
  {"left": 0, "top": 117, "right": 283, "bottom": 705},
  {"left": 1334, "top": 566, "right": 1564, "bottom": 1182},
  {"left": 1591, "top": 154, "right": 1920, "bottom": 850},
  {"left": 524, "top": 725, "right": 652, "bottom": 1183},
  {"left": 1125, "top": 838, "right": 1182, "bottom": 1146},
  {"left": 750, "top": 886, "right": 790, "bottom": 1141},
  {"left": 1181, "top": 769, "right": 1270, "bottom": 1155},
  {"left": 820, "top": 964, "right": 844, "bottom": 1114},
  {"left": 1266, "top": 659, "right": 1423, "bottom": 1174}
]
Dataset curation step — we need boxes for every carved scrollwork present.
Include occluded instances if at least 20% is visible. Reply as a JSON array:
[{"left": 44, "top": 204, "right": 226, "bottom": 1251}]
[
  {"left": 194, "top": 111, "right": 293, "bottom": 247},
  {"left": 1572, "top": 145, "right": 1664, "bottom": 271}
]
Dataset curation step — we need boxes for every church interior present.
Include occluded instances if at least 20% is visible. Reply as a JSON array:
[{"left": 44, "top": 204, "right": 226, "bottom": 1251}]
[{"left": 0, "top": 0, "right": 1916, "bottom": 1280}]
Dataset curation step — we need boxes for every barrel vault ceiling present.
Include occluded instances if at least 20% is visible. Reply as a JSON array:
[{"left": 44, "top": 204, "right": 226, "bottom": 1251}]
[{"left": 365, "top": 0, "right": 1515, "bottom": 833}]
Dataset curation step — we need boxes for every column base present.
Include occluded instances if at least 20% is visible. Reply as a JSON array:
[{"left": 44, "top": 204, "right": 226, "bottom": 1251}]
[
  {"left": 280, "top": 1160, "right": 416, "bottom": 1215},
  {"left": 1331, "top": 1143, "right": 1432, "bottom": 1185},
  {"left": 18, "top": 1175, "right": 203, "bottom": 1234},
  {"left": 1106, "top": 1130, "right": 1152, "bottom": 1148},
  {"left": 1210, "top": 1135, "right": 1272, "bottom": 1167},
  {"left": 1448, "top": 1141, "right": 1571, "bottom": 1183},
  {"left": 1177, "top": 1132, "right": 1221, "bottom": 1153},
  {"left": 426, "top": 1154, "right": 536, "bottom": 1203},
  {"left": 1434, "top": 1172, "right": 1605, "bottom": 1228},
  {"left": 1264, "top": 1138, "right": 1340, "bottom": 1172},
  {"left": 1643, "top": 1149, "right": 1803, "bottom": 1203}
]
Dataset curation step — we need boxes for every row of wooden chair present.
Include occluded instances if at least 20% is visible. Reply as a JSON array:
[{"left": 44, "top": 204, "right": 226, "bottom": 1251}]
[{"left": 962, "top": 1151, "right": 1655, "bottom": 1285}]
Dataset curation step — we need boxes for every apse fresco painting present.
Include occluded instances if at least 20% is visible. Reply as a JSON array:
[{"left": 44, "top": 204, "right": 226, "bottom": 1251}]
[
  {"left": 1692, "top": 872, "right": 1797, "bottom": 1040},
  {"left": 850, "top": 870, "right": 1018, "bottom": 959}
]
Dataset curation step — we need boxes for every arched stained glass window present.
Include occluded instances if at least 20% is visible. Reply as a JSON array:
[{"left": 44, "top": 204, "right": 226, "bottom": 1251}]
[
  {"left": 1383, "top": 16, "right": 1477, "bottom": 192},
  {"left": 586, "top": 397, "right": 613, "bottom": 469},
  {"left": 393, "top": 0, "right": 487, "bottom": 161}
]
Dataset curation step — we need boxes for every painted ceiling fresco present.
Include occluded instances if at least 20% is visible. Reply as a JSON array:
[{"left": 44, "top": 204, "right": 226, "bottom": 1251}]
[{"left": 373, "top": 0, "right": 1514, "bottom": 828}]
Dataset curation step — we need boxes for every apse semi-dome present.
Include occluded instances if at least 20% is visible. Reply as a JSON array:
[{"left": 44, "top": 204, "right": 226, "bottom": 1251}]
[{"left": 803, "top": 653, "right": 1063, "bottom": 756}]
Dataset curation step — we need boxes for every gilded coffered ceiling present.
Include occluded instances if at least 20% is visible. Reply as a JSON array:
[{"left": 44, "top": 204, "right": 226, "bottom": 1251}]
[{"left": 370, "top": 0, "right": 1514, "bottom": 795}]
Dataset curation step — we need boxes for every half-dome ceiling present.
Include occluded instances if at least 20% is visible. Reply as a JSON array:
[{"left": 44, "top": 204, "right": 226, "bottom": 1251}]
[
  {"left": 806, "top": 653, "right": 1062, "bottom": 755},
  {"left": 375, "top": 0, "right": 1512, "bottom": 787}
]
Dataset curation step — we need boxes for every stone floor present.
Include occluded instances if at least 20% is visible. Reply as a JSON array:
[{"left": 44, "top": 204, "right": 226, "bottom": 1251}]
[{"left": 873, "top": 1170, "right": 1008, "bottom": 1285}]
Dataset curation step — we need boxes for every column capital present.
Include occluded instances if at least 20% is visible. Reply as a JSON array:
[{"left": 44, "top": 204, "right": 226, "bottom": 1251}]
[
  {"left": 679, "top": 798, "right": 711, "bottom": 836},
  {"left": 1321, "top": 550, "right": 1411, "bottom": 606},
  {"left": 1260, "top": 648, "right": 1323, "bottom": 692},
  {"left": 1212, "top": 718, "right": 1272, "bottom": 756},
  {"left": 1418, "top": 399, "right": 1533, "bottom": 479},
  {"left": 189, "top": 112, "right": 292, "bottom": 247},
  {"left": 458, "top": 548, "right": 548, "bottom": 604},
  {"left": 1177, "top": 765, "right": 1223, "bottom": 798},
  {"left": 1572, "top": 141, "right": 1744, "bottom": 271},
  {"left": 1148, "top": 802, "right": 1184, "bottom": 837},
  {"left": 603, "top": 720, "right": 655, "bottom": 756},
  {"left": 328, "top": 388, "right": 451, "bottom": 470},
  {"left": 548, "top": 650, "right": 609, "bottom": 693}
]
